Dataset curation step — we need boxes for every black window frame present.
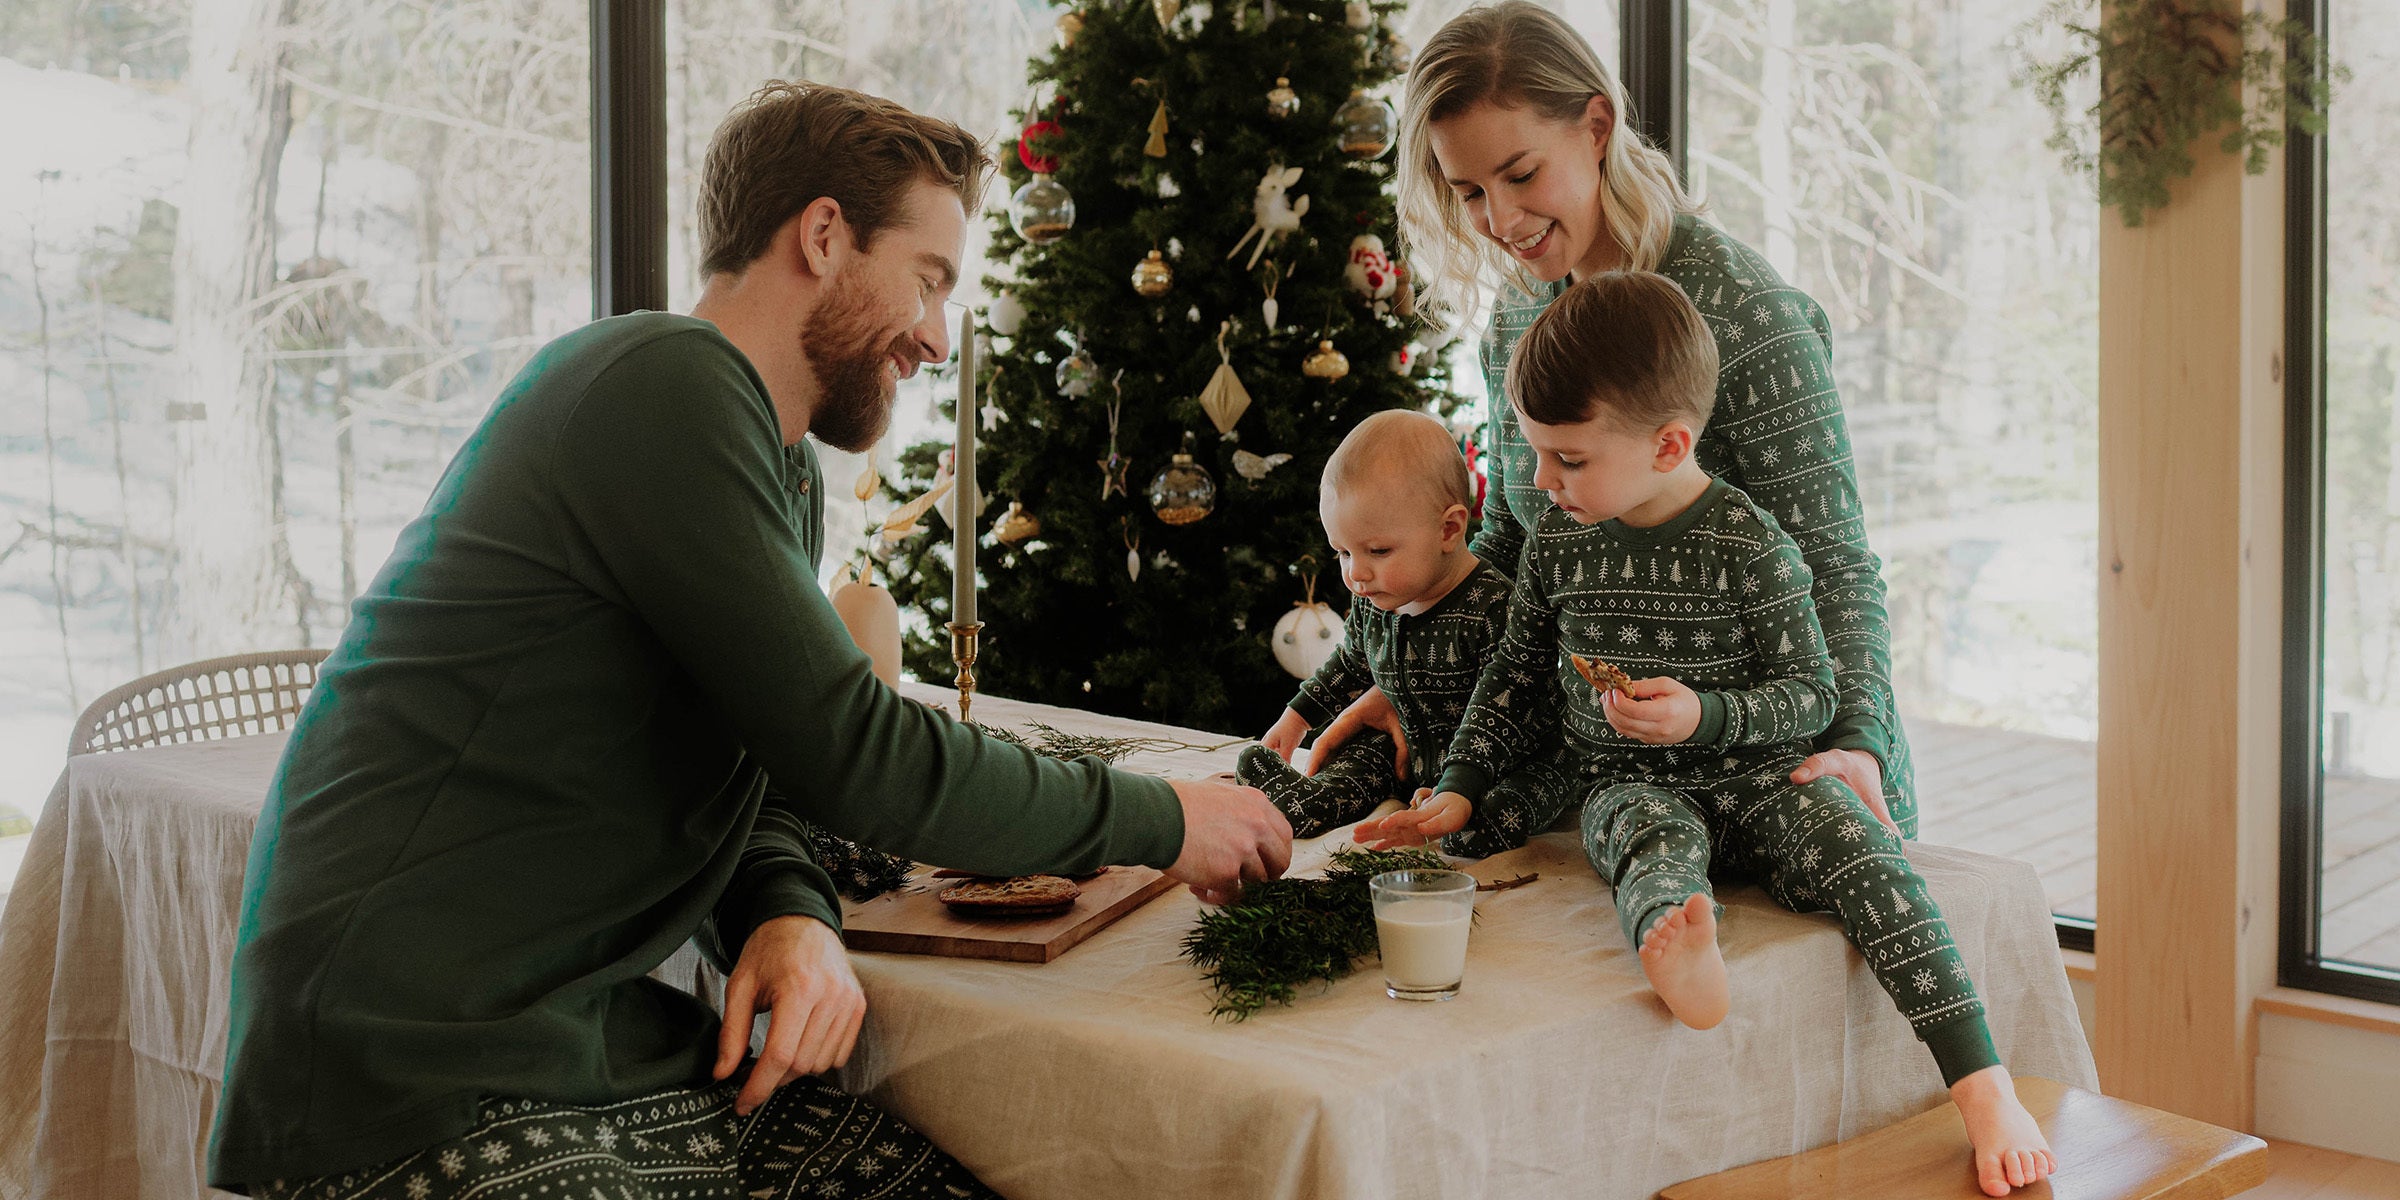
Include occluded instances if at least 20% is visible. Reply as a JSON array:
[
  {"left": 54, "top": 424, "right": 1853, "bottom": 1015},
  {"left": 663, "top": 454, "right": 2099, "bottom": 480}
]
[
  {"left": 587, "top": 0, "right": 2118, "bottom": 956},
  {"left": 2279, "top": 0, "right": 2400, "bottom": 1006}
]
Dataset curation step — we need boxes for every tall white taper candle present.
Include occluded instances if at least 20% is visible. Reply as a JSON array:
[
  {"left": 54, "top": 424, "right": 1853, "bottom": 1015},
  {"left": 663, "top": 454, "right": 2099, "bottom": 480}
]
[{"left": 953, "top": 307, "right": 978, "bottom": 627}]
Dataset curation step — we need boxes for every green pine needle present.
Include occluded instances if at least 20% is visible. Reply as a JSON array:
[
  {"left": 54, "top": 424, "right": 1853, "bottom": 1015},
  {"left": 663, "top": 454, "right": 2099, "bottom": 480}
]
[{"left": 1180, "top": 846, "right": 1448, "bottom": 1021}]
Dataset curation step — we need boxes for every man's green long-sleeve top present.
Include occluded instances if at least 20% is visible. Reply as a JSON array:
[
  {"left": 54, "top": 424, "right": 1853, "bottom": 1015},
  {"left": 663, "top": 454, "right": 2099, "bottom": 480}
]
[
  {"left": 207, "top": 314, "right": 1183, "bottom": 1188},
  {"left": 1437, "top": 478, "right": 1837, "bottom": 802},
  {"left": 1471, "top": 215, "right": 1917, "bottom": 830},
  {"left": 1288, "top": 559, "right": 1514, "bottom": 792}
]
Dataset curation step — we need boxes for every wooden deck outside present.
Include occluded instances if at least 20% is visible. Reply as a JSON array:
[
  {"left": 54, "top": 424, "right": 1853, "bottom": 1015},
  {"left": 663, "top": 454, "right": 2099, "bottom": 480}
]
[{"left": 1912, "top": 718, "right": 2400, "bottom": 969}]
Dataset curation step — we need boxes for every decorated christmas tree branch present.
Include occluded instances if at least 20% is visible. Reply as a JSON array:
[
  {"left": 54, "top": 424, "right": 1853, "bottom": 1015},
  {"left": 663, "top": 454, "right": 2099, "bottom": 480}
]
[
  {"left": 2015, "top": 0, "right": 2344, "bottom": 227},
  {"left": 1180, "top": 845, "right": 1447, "bottom": 1021}
]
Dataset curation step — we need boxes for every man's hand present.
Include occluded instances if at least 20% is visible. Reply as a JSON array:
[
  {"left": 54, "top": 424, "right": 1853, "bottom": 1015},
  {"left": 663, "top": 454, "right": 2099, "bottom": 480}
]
[
  {"left": 1260, "top": 708, "right": 1311, "bottom": 764},
  {"left": 1354, "top": 788, "right": 1471, "bottom": 849},
  {"left": 1167, "top": 776, "right": 1293, "bottom": 905},
  {"left": 1307, "top": 686, "right": 1408, "bottom": 780},
  {"left": 713, "top": 915, "right": 865, "bottom": 1116},
  {"left": 1792, "top": 748, "right": 1899, "bottom": 837}
]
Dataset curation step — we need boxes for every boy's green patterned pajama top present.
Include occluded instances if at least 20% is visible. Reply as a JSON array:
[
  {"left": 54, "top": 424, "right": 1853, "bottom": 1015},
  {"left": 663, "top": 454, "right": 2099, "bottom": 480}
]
[
  {"left": 1473, "top": 214, "right": 1920, "bottom": 837},
  {"left": 1438, "top": 479, "right": 1998, "bottom": 1085}
]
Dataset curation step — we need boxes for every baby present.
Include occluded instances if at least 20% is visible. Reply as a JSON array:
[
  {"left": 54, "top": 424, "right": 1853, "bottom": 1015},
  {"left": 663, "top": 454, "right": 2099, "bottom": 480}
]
[{"left": 1240, "top": 410, "right": 1580, "bottom": 857}]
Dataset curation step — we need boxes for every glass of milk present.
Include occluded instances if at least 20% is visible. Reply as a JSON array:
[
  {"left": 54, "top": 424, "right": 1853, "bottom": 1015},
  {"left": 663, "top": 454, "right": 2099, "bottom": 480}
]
[{"left": 1369, "top": 869, "right": 1476, "bottom": 1001}]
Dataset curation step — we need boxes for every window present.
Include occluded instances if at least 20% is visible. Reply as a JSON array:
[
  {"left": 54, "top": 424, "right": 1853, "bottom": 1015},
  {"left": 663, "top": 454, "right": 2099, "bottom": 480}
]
[
  {"left": 662, "top": 0, "right": 1042, "bottom": 582},
  {"left": 2287, "top": 0, "right": 2400, "bottom": 998},
  {"left": 0, "top": 2, "right": 591, "bottom": 888},
  {"left": 1686, "top": 0, "right": 2102, "bottom": 932}
]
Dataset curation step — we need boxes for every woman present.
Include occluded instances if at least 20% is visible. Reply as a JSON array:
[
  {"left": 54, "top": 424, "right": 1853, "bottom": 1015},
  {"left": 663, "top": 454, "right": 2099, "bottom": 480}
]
[
  {"left": 1324, "top": 7, "right": 2057, "bottom": 1196},
  {"left": 1317, "top": 0, "right": 1913, "bottom": 842}
]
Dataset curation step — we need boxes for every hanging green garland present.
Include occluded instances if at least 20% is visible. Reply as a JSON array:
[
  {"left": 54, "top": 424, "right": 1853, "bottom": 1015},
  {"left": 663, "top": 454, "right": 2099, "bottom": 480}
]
[{"left": 2015, "top": 0, "right": 2345, "bottom": 227}]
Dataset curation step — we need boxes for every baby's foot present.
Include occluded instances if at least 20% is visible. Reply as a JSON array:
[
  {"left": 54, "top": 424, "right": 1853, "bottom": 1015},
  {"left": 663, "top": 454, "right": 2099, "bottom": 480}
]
[
  {"left": 1237, "top": 744, "right": 1301, "bottom": 793},
  {"left": 1950, "top": 1065, "right": 2055, "bottom": 1196},
  {"left": 1637, "top": 892, "right": 1728, "bottom": 1030}
]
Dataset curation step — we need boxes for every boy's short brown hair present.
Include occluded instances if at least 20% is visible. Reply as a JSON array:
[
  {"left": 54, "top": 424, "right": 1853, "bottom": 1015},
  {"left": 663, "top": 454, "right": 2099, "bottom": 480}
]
[
  {"left": 1322, "top": 409, "right": 1474, "bottom": 518},
  {"left": 698, "top": 81, "right": 995, "bottom": 278},
  {"left": 1505, "top": 271, "right": 1719, "bottom": 432}
]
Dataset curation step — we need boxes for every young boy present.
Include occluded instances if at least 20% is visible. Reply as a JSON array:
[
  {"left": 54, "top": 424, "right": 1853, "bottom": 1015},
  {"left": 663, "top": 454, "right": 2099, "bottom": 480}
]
[
  {"left": 1358, "top": 272, "right": 2055, "bottom": 1197},
  {"left": 1240, "top": 410, "right": 1581, "bottom": 857}
]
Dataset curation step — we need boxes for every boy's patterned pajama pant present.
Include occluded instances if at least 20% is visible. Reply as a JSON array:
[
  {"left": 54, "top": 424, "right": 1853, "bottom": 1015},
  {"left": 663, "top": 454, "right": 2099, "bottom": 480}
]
[{"left": 1578, "top": 753, "right": 2000, "bottom": 1085}]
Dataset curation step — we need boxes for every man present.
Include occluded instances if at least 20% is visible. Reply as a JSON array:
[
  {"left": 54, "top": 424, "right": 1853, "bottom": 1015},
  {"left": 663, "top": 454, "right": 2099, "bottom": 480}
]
[{"left": 208, "top": 82, "right": 1291, "bottom": 1200}]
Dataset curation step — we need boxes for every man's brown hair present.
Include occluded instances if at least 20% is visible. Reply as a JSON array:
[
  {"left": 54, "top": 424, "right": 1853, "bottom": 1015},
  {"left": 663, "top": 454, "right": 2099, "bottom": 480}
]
[
  {"left": 698, "top": 81, "right": 995, "bottom": 278},
  {"left": 1505, "top": 270, "right": 1719, "bottom": 432}
]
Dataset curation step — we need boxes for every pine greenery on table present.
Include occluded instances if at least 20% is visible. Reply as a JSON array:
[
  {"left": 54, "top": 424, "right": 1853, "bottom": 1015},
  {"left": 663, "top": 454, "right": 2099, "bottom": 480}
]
[{"left": 1181, "top": 845, "right": 1447, "bottom": 1020}]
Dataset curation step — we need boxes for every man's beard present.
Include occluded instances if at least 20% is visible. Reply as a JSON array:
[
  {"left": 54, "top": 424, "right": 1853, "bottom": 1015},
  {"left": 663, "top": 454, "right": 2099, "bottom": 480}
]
[{"left": 800, "top": 268, "right": 910, "bottom": 453}]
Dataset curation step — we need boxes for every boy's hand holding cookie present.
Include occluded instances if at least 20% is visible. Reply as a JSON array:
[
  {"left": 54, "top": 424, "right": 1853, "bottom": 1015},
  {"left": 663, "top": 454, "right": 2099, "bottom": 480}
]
[
  {"left": 1260, "top": 708, "right": 1311, "bottom": 764},
  {"left": 1354, "top": 788, "right": 1471, "bottom": 849},
  {"left": 1604, "top": 677, "right": 1702, "bottom": 744}
]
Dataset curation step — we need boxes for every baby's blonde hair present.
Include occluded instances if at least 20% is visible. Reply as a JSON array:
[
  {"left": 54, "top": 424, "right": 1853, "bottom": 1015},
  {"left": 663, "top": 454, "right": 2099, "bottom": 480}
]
[
  {"left": 1322, "top": 410, "right": 1473, "bottom": 520},
  {"left": 1395, "top": 1, "right": 1703, "bottom": 328}
]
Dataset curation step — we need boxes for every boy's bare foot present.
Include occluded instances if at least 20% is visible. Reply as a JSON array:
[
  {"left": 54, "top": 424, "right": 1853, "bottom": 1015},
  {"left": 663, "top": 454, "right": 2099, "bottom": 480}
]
[
  {"left": 1637, "top": 892, "right": 1728, "bottom": 1030},
  {"left": 1950, "top": 1065, "right": 2056, "bottom": 1196}
]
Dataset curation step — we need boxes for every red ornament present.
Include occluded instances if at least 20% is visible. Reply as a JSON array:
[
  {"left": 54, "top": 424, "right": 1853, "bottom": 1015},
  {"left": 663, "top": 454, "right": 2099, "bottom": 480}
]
[{"left": 1019, "top": 120, "right": 1065, "bottom": 174}]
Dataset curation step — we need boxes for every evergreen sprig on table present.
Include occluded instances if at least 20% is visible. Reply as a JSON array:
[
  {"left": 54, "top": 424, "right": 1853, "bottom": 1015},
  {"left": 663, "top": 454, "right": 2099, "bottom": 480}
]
[{"left": 1180, "top": 845, "right": 1447, "bottom": 1021}]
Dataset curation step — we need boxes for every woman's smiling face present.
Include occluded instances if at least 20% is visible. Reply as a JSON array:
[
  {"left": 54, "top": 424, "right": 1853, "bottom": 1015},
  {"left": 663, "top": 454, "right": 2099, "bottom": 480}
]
[{"left": 1427, "top": 95, "right": 1615, "bottom": 282}]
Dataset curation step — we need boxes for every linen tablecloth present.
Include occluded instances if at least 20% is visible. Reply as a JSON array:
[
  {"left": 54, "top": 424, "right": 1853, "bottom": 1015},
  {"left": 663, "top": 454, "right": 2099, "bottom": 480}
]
[{"left": 0, "top": 683, "right": 2095, "bottom": 1200}]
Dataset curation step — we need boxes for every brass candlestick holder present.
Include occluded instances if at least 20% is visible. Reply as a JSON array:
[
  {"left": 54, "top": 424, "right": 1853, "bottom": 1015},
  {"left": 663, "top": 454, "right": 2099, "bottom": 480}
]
[{"left": 948, "top": 621, "right": 984, "bottom": 725}]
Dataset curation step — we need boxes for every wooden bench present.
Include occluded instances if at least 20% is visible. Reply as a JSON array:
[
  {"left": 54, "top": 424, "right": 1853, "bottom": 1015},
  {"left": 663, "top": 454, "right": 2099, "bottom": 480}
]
[{"left": 1658, "top": 1076, "right": 2269, "bottom": 1200}]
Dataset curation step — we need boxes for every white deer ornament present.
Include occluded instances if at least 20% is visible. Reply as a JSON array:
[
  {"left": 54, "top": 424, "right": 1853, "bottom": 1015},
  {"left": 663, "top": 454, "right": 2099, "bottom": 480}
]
[{"left": 1226, "top": 165, "right": 1309, "bottom": 269}]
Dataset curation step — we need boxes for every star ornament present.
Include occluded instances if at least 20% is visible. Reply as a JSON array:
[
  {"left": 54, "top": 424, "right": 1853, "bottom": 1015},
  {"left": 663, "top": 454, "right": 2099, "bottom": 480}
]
[{"left": 1098, "top": 452, "right": 1131, "bottom": 499}]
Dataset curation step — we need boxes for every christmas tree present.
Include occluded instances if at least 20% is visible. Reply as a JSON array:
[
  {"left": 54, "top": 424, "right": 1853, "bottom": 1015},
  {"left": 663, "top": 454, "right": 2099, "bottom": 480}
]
[{"left": 882, "top": 0, "right": 1457, "bottom": 735}]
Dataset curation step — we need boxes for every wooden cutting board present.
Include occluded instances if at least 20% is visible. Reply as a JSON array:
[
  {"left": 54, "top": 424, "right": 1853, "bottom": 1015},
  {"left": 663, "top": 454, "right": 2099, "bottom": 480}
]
[{"left": 838, "top": 866, "right": 1180, "bottom": 963}]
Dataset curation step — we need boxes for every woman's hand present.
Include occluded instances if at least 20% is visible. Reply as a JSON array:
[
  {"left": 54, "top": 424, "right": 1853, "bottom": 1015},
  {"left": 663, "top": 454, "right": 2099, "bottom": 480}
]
[
  {"left": 1603, "top": 678, "right": 1701, "bottom": 745},
  {"left": 1791, "top": 748, "right": 1899, "bottom": 837},
  {"left": 1307, "top": 686, "right": 1408, "bottom": 780}
]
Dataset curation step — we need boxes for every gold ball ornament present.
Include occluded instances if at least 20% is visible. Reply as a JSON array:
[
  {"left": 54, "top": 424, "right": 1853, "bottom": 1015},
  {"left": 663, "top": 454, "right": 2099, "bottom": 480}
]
[
  {"left": 1055, "top": 9, "right": 1084, "bottom": 47},
  {"left": 1131, "top": 249, "right": 1174, "bottom": 298},
  {"left": 1335, "top": 90, "right": 1397, "bottom": 160},
  {"left": 1302, "top": 339, "right": 1351, "bottom": 381},
  {"left": 1265, "top": 77, "right": 1300, "bottom": 120}
]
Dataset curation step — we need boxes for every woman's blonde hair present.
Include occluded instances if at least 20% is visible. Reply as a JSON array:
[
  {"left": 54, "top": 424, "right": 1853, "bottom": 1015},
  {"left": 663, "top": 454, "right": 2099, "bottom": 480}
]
[{"left": 1395, "top": 1, "right": 1700, "bottom": 328}]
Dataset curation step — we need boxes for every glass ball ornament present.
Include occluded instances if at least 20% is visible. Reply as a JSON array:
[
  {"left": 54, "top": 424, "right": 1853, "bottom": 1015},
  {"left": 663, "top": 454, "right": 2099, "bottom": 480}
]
[
  {"left": 1381, "top": 31, "right": 1415, "bottom": 73},
  {"left": 1009, "top": 174, "right": 1076, "bottom": 244},
  {"left": 1147, "top": 432, "right": 1217, "bottom": 526},
  {"left": 1302, "top": 339, "right": 1351, "bottom": 381},
  {"left": 1266, "top": 77, "right": 1300, "bottom": 121},
  {"left": 1055, "top": 345, "right": 1101, "bottom": 397},
  {"left": 1335, "top": 90, "right": 1397, "bottom": 160},
  {"left": 1131, "top": 249, "right": 1174, "bottom": 298}
]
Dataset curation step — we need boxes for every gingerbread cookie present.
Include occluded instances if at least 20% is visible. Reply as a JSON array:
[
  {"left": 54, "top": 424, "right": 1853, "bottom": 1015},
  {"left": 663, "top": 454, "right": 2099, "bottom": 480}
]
[
  {"left": 1568, "top": 652, "right": 1636, "bottom": 696},
  {"left": 937, "top": 874, "right": 1081, "bottom": 916}
]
